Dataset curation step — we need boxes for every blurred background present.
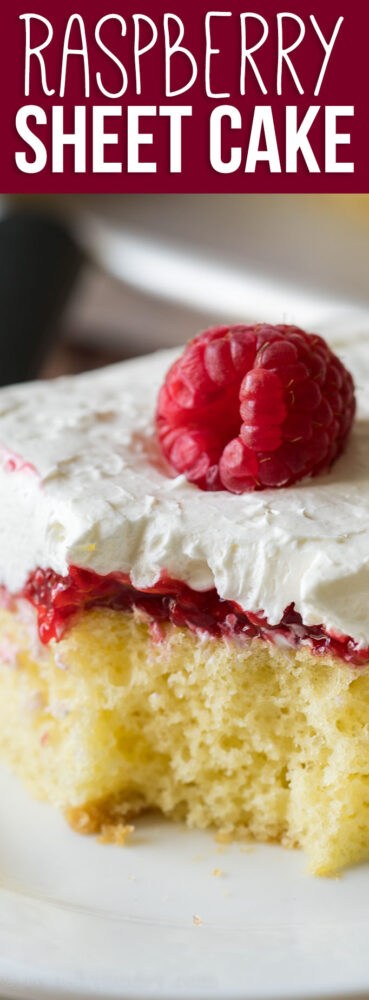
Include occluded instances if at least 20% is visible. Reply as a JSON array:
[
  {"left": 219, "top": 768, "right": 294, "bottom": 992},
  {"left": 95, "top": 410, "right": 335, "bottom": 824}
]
[{"left": 0, "top": 193, "right": 368, "bottom": 385}]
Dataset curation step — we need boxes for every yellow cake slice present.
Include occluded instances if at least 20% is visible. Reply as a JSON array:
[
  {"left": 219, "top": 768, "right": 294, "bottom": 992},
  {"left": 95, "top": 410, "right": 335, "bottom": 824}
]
[
  {"left": 2, "top": 601, "right": 369, "bottom": 874},
  {"left": 0, "top": 316, "right": 368, "bottom": 875}
]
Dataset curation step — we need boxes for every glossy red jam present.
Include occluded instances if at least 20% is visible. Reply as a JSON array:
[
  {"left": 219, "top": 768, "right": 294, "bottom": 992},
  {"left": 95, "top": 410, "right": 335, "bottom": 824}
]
[{"left": 19, "top": 565, "right": 369, "bottom": 666}]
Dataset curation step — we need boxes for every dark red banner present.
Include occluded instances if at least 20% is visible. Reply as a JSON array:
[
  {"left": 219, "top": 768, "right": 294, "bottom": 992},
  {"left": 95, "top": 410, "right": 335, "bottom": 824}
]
[{"left": 0, "top": 0, "right": 368, "bottom": 192}]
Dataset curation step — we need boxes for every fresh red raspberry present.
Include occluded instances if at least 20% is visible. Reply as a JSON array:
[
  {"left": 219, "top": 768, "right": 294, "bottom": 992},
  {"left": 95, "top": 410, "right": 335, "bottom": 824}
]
[{"left": 156, "top": 324, "right": 356, "bottom": 493}]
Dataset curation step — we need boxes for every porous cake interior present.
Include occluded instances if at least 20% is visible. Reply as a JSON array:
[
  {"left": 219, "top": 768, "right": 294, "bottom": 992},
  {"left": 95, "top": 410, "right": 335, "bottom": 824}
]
[{"left": 1, "top": 603, "right": 369, "bottom": 875}]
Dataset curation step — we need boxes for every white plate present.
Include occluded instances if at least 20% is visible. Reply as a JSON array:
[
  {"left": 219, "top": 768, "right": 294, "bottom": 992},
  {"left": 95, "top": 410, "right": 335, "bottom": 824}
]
[{"left": 0, "top": 762, "right": 368, "bottom": 1000}]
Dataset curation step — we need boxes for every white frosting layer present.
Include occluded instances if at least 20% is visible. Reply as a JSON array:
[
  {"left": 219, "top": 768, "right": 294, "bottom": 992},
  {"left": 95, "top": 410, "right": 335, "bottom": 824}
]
[{"left": 0, "top": 310, "right": 369, "bottom": 644}]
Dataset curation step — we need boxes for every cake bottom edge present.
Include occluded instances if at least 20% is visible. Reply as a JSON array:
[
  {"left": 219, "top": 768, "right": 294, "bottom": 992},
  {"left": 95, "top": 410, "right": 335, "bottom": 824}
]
[{"left": 64, "top": 791, "right": 300, "bottom": 855}]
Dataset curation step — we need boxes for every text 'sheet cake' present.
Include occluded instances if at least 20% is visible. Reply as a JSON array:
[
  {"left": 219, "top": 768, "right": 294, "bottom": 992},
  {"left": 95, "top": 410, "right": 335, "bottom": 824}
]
[{"left": 0, "top": 319, "right": 368, "bottom": 874}]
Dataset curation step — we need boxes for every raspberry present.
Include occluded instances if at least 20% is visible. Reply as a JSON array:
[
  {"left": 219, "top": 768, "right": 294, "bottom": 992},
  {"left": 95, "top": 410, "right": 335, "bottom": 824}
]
[{"left": 156, "top": 324, "right": 356, "bottom": 493}]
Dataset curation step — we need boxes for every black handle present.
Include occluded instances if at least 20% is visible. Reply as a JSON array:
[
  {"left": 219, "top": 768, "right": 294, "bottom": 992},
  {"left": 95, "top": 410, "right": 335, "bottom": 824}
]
[{"left": 0, "top": 208, "right": 84, "bottom": 387}]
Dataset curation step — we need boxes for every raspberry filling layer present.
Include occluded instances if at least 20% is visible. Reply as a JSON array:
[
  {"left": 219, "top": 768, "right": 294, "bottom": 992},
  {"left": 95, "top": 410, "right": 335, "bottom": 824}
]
[{"left": 17, "top": 565, "right": 369, "bottom": 666}]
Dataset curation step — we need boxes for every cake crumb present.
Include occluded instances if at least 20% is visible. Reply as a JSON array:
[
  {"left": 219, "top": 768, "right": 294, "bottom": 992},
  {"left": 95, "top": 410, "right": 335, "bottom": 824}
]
[
  {"left": 215, "top": 831, "right": 232, "bottom": 845},
  {"left": 192, "top": 914, "right": 203, "bottom": 926},
  {"left": 98, "top": 823, "right": 134, "bottom": 846},
  {"left": 212, "top": 867, "right": 222, "bottom": 877}
]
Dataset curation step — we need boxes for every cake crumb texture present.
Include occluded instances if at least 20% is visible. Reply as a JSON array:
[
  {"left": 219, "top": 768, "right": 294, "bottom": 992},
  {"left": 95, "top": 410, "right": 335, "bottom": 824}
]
[{"left": 1, "top": 604, "right": 369, "bottom": 875}]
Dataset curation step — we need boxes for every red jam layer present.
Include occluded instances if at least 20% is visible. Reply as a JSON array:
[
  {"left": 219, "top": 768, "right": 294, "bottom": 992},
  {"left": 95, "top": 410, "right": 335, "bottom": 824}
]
[{"left": 18, "top": 565, "right": 369, "bottom": 666}]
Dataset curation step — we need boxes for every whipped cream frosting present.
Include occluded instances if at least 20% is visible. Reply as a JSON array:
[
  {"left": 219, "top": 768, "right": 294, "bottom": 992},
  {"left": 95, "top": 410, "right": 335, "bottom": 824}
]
[{"left": 0, "top": 310, "right": 369, "bottom": 645}]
